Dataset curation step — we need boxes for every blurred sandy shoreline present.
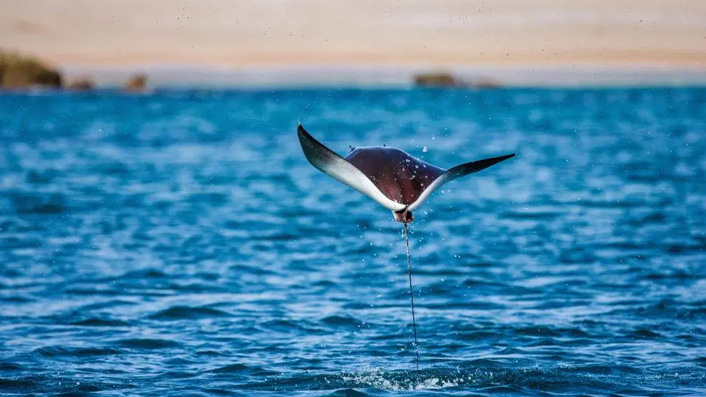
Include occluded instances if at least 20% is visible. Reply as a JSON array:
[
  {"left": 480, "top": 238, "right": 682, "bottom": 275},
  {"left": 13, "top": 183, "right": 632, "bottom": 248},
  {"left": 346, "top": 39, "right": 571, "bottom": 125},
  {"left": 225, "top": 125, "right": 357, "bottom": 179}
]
[
  {"left": 59, "top": 64, "right": 706, "bottom": 88},
  {"left": 2, "top": 0, "right": 705, "bottom": 86}
]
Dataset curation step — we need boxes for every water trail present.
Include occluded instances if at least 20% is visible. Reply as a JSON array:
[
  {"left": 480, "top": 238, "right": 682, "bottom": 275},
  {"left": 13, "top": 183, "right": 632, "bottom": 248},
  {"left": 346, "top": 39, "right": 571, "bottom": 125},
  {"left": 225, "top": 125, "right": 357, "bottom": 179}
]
[{"left": 403, "top": 221, "right": 419, "bottom": 370}]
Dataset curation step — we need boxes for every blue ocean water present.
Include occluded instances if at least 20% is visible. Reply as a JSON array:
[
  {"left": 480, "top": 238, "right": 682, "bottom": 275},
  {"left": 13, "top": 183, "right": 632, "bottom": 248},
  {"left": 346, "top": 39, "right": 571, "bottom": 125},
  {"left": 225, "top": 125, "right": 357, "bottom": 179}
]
[{"left": 0, "top": 88, "right": 705, "bottom": 396}]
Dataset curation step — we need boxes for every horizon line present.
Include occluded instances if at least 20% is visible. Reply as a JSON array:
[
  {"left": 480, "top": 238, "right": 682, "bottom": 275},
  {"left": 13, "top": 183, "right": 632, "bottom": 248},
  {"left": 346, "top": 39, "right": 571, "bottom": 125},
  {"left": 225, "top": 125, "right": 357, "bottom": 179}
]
[{"left": 57, "top": 63, "right": 706, "bottom": 89}]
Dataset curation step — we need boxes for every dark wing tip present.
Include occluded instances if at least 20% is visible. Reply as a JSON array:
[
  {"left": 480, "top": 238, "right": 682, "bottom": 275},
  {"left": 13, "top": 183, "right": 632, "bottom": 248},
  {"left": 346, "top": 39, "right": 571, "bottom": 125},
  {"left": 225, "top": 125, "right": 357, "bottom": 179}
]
[
  {"left": 296, "top": 123, "right": 341, "bottom": 171},
  {"left": 474, "top": 152, "right": 516, "bottom": 169},
  {"left": 297, "top": 124, "right": 316, "bottom": 154},
  {"left": 483, "top": 153, "right": 516, "bottom": 165},
  {"left": 297, "top": 124, "right": 315, "bottom": 147},
  {"left": 500, "top": 153, "right": 516, "bottom": 161},
  {"left": 446, "top": 152, "right": 515, "bottom": 179}
]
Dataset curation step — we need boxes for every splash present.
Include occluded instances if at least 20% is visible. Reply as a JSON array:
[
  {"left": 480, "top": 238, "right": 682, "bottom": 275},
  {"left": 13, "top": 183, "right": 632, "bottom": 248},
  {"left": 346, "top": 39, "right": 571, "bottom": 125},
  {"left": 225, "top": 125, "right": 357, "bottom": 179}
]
[{"left": 340, "top": 368, "right": 467, "bottom": 391}]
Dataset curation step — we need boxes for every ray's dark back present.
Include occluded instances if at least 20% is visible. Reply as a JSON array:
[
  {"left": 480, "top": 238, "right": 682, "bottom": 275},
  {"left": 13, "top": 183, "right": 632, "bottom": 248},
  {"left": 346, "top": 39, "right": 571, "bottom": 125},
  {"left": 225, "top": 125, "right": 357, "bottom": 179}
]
[{"left": 345, "top": 147, "right": 445, "bottom": 205}]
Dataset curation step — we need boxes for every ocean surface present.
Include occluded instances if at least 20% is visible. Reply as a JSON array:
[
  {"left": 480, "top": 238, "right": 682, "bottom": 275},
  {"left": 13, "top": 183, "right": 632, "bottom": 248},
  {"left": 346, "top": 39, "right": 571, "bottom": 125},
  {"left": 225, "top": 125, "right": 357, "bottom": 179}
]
[{"left": 0, "top": 88, "right": 705, "bottom": 396}]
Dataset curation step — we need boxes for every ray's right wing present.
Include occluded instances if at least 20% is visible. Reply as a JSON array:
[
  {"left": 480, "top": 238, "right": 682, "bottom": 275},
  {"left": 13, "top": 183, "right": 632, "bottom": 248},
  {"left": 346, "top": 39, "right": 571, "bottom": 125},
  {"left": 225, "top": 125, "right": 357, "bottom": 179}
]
[
  {"left": 297, "top": 125, "right": 406, "bottom": 212},
  {"left": 407, "top": 153, "right": 515, "bottom": 211}
]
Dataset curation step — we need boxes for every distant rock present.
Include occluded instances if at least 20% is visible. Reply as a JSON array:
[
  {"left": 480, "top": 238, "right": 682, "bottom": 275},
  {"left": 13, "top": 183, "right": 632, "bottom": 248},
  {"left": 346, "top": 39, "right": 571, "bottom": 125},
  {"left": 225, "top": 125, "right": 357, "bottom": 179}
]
[
  {"left": 413, "top": 71, "right": 502, "bottom": 89},
  {"left": 124, "top": 73, "right": 148, "bottom": 92},
  {"left": 413, "top": 72, "right": 459, "bottom": 87},
  {"left": 0, "top": 50, "right": 62, "bottom": 89},
  {"left": 65, "top": 77, "right": 95, "bottom": 91}
]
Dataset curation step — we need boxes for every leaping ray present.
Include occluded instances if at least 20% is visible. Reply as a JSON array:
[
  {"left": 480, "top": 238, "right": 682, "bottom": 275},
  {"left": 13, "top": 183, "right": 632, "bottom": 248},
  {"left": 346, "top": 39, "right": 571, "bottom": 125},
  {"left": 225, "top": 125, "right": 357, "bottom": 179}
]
[{"left": 298, "top": 124, "right": 515, "bottom": 221}]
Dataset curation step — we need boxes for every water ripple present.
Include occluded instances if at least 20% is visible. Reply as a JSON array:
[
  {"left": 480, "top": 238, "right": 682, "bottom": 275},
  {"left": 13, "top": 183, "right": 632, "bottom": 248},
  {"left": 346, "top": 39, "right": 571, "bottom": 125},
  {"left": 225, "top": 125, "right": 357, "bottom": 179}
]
[{"left": 0, "top": 88, "right": 704, "bottom": 396}]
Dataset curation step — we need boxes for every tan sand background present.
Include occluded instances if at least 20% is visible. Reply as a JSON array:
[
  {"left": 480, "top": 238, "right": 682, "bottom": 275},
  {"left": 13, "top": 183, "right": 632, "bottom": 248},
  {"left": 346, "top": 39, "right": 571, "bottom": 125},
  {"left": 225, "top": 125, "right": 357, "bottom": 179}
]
[{"left": 1, "top": 0, "right": 705, "bottom": 85}]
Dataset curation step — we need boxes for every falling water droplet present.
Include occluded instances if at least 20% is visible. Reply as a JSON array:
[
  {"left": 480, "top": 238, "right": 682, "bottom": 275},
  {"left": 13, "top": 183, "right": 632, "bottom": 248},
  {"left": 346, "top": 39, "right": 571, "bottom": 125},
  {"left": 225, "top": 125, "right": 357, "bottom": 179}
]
[{"left": 422, "top": 146, "right": 428, "bottom": 152}]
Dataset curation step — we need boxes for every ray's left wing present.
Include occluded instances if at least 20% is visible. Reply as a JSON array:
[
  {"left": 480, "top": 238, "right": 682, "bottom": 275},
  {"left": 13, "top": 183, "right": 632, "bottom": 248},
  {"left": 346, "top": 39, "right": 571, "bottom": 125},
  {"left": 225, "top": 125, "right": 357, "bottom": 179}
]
[{"left": 297, "top": 125, "right": 406, "bottom": 212}]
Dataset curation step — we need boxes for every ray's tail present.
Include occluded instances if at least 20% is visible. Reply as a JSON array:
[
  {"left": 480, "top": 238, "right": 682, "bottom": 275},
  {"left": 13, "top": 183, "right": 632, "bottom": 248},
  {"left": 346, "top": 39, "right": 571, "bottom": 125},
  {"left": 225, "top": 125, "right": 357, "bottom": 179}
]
[{"left": 403, "top": 222, "right": 419, "bottom": 370}]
